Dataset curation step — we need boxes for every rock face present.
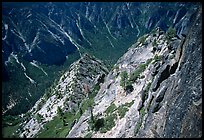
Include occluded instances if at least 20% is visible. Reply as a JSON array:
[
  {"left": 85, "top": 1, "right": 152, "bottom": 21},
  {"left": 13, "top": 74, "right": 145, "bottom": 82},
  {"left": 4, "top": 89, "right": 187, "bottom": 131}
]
[
  {"left": 147, "top": 8, "right": 201, "bottom": 138},
  {"left": 65, "top": 6, "right": 202, "bottom": 138},
  {"left": 136, "top": 6, "right": 202, "bottom": 138}
]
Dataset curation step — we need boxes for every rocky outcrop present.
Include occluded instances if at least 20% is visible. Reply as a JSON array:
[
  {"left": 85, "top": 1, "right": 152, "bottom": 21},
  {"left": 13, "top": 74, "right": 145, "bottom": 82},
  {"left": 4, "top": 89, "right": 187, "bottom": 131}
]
[
  {"left": 65, "top": 6, "right": 201, "bottom": 138},
  {"left": 65, "top": 27, "right": 174, "bottom": 138}
]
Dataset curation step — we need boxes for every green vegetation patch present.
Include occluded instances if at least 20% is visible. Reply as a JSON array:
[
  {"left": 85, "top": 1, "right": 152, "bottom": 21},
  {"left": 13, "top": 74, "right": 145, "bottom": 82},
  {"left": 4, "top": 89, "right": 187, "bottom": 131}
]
[
  {"left": 2, "top": 115, "right": 22, "bottom": 127},
  {"left": 112, "top": 65, "right": 119, "bottom": 72},
  {"left": 2, "top": 123, "right": 20, "bottom": 138},
  {"left": 105, "top": 102, "right": 117, "bottom": 115},
  {"left": 88, "top": 102, "right": 118, "bottom": 133},
  {"left": 35, "top": 113, "right": 44, "bottom": 123},
  {"left": 81, "top": 84, "right": 101, "bottom": 114},
  {"left": 147, "top": 96, "right": 154, "bottom": 112},
  {"left": 88, "top": 84, "right": 100, "bottom": 99},
  {"left": 120, "top": 71, "right": 129, "bottom": 88},
  {"left": 117, "top": 100, "right": 134, "bottom": 119},
  {"left": 117, "top": 106, "right": 129, "bottom": 119},
  {"left": 36, "top": 110, "right": 81, "bottom": 138},
  {"left": 153, "top": 54, "right": 162, "bottom": 62},
  {"left": 88, "top": 100, "right": 135, "bottom": 133},
  {"left": 151, "top": 28, "right": 157, "bottom": 35},
  {"left": 84, "top": 132, "right": 93, "bottom": 138},
  {"left": 36, "top": 99, "right": 45, "bottom": 112},
  {"left": 134, "top": 107, "right": 146, "bottom": 136},
  {"left": 139, "top": 107, "right": 145, "bottom": 117},
  {"left": 81, "top": 97, "right": 94, "bottom": 114},
  {"left": 129, "top": 58, "right": 153, "bottom": 82},
  {"left": 142, "top": 82, "right": 152, "bottom": 103},
  {"left": 120, "top": 71, "right": 134, "bottom": 92},
  {"left": 166, "top": 26, "right": 176, "bottom": 41},
  {"left": 2, "top": 115, "right": 24, "bottom": 138},
  {"left": 139, "top": 35, "right": 148, "bottom": 45},
  {"left": 99, "top": 113, "right": 117, "bottom": 133},
  {"left": 152, "top": 39, "right": 158, "bottom": 47},
  {"left": 35, "top": 116, "right": 63, "bottom": 138}
]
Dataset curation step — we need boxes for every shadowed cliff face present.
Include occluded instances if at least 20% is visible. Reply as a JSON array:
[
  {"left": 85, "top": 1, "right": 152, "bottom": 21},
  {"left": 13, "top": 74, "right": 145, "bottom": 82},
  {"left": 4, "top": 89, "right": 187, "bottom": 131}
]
[
  {"left": 136, "top": 6, "right": 202, "bottom": 138},
  {"left": 163, "top": 7, "right": 202, "bottom": 138}
]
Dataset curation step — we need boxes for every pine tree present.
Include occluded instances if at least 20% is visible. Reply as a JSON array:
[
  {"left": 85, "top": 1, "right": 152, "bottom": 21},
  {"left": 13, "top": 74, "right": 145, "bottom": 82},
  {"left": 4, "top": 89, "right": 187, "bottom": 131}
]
[
  {"left": 89, "top": 106, "right": 94, "bottom": 123},
  {"left": 79, "top": 107, "right": 83, "bottom": 116},
  {"left": 166, "top": 26, "right": 176, "bottom": 41},
  {"left": 120, "top": 71, "right": 128, "bottom": 89},
  {"left": 57, "top": 106, "right": 63, "bottom": 119}
]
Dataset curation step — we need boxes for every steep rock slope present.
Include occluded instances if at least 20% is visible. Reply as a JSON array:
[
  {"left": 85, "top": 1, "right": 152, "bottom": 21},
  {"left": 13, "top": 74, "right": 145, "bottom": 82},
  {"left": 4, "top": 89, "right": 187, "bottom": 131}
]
[
  {"left": 18, "top": 54, "right": 108, "bottom": 138},
  {"left": 137, "top": 6, "right": 202, "bottom": 138},
  {"left": 2, "top": 2, "right": 200, "bottom": 116},
  {"left": 66, "top": 6, "right": 202, "bottom": 138},
  {"left": 66, "top": 27, "right": 169, "bottom": 138}
]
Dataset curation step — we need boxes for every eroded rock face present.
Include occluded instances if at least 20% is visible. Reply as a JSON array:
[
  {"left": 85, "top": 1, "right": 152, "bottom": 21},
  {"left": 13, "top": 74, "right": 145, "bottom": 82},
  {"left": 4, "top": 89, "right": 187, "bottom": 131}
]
[
  {"left": 164, "top": 7, "right": 202, "bottom": 138},
  {"left": 136, "top": 6, "right": 202, "bottom": 138}
]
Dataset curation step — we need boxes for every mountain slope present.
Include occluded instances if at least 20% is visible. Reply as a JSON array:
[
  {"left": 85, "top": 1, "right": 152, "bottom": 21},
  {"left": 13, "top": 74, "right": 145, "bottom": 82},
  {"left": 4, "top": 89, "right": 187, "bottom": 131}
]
[
  {"left": 65, "top": 6, "right": 201, "bottom": 138},
  {"left": 2, "top": 2, "right": 202, "bottom": 138},
  {"left": 2, "top": 2, "right": 198, "bottom": 65},
  {"left": 2, "top": 2, "right": 199, "bottom": 116}
]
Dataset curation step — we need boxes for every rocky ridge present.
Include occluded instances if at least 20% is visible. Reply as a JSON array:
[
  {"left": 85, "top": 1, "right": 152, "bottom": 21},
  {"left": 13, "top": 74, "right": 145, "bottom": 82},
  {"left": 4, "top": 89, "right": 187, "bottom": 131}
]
[{"left": 19, "top": 54, "right": 108, "bottom": 138}]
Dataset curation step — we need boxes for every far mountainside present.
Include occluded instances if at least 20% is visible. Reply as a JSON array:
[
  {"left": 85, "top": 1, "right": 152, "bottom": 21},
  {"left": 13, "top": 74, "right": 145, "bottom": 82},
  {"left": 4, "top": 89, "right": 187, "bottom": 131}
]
[
  {"left": 2, "top": 3, "right": 202, "bottom": 138},
  {"left": 2, "top": 2, "right": 199, "bottom": 116}
]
